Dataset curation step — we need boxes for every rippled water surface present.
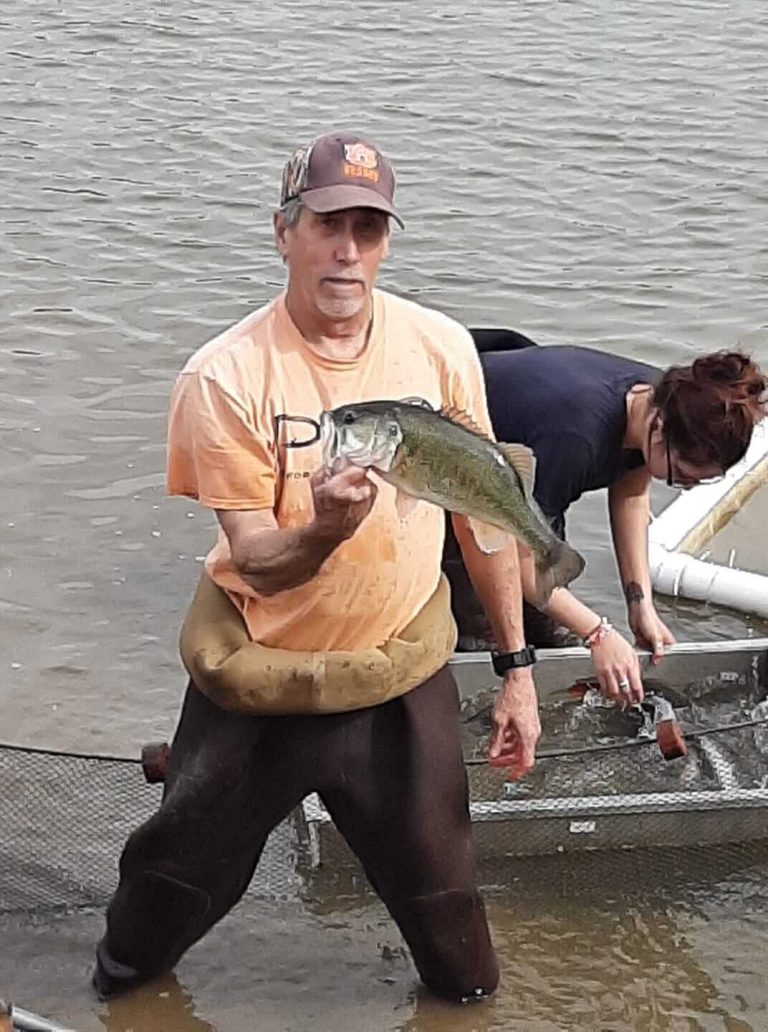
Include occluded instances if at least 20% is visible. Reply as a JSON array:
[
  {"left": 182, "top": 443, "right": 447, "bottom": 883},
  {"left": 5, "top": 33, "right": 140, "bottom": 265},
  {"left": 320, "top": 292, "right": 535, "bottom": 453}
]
[{"left": 2, "top": 0, "right": 768, "bottom": 1028}]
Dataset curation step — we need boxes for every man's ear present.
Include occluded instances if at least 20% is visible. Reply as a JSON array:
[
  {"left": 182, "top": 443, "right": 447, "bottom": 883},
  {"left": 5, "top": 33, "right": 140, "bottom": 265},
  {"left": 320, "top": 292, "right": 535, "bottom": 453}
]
[
  {"left": 381, "top": 230, "right": 391, "bottom": 261},
  {"left": 274, "top": 211, "right": 289, "bottom": 259}
]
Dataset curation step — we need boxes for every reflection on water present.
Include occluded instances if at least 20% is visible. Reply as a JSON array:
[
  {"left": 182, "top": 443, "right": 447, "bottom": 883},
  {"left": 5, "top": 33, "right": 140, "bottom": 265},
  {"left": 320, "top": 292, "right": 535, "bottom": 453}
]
[
  {"left": 98, "top": 974, "right": 215, "bottom": 1032},
  {"left": 299, "top": 845, "right": 768, "bottom": 1031},
  {"left": 2, "top": 0, "right": 768, "bottom": 1028}
]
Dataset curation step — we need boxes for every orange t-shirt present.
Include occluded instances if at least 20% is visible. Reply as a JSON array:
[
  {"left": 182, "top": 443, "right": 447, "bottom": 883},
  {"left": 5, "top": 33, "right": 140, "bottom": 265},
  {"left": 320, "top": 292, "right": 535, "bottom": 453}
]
[{"left": 167, "top": 289, "right": 492, "bottom": 652}]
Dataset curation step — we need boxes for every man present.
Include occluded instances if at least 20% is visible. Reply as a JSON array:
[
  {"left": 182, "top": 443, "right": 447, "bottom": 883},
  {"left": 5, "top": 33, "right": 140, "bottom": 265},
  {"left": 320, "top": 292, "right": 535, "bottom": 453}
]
[{"left": 93, "top": 131, "right": 539, "bottom": 1002}]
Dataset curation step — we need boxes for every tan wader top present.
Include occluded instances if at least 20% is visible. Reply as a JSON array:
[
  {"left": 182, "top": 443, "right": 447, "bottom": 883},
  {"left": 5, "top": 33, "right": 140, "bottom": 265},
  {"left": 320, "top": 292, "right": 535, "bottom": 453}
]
[{"left": 180, "top": 571, "right": 457, "bottom": 715}]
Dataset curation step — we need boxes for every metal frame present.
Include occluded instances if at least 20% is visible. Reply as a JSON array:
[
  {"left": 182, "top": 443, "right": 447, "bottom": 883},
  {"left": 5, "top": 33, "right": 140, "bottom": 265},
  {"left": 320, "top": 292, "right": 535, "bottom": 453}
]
[
  {"left": 449, "top": 636, "right": 768, "bottom": 703},
  {"left": 299, "top": 638, "right": 768, "bottom": 863}
]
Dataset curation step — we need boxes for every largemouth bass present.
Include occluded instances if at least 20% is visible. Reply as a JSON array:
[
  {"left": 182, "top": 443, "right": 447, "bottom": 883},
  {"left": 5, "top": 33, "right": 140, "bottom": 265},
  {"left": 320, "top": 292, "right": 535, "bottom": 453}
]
[{"left": 320, "top": 398, "right": 585, "bottom": 604}]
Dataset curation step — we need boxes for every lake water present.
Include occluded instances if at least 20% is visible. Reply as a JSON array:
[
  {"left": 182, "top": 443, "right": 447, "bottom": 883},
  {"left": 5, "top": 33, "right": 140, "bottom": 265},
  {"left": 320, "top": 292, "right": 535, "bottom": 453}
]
[{"left": 2, "top": 0, "right": 767, "bottom": 1028}]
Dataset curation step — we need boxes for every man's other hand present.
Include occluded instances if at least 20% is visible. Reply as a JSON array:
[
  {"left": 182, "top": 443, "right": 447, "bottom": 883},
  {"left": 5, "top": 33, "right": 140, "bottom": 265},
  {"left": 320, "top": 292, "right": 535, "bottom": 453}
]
[{"left": 487, "top": 668, "right": 540, "bottom": 781}]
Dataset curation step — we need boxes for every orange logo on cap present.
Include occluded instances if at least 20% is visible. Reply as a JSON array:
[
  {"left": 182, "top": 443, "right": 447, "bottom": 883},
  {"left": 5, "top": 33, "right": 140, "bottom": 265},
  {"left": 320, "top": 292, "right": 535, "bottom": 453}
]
[
  {"left": 344, "top": 143, "right": 378, "bottom": 169},
  {"left": 344, "top": 164, "right": 379, "bottom": 182}
]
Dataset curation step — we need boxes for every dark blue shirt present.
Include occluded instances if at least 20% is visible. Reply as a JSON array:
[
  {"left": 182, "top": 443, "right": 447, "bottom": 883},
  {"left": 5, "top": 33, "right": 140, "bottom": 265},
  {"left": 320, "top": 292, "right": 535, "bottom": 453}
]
[{"left": 480, "top": 345, "right": 659, "bottom": 519}]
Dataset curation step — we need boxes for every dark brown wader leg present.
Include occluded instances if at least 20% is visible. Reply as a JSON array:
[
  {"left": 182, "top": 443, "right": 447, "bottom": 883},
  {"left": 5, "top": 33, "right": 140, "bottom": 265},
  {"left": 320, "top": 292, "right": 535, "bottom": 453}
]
[
  {"left": 96, "top": 682, "right": 312, "bottom": 992},
  {"left": 317, "top": 667, "right": 499, "bottom": 1001},
  {"left": 97, "top": 670, "right": 497, "bottom": 1002}
]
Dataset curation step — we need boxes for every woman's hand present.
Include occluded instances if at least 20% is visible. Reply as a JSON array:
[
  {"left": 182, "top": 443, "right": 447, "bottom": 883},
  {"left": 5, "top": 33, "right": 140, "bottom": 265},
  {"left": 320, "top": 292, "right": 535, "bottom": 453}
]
[
  {"left": 628, "top": 602, "right": 676, "bottom": 664},
  {"left": 590, "top": 628, "right": 644, "bottom": 706}
]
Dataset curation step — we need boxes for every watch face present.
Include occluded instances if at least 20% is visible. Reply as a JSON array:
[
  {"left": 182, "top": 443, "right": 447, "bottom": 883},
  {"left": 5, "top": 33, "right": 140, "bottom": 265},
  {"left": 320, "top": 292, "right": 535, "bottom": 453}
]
[{"left": 492, "top": 647, "right": 535, "bottom": 674}]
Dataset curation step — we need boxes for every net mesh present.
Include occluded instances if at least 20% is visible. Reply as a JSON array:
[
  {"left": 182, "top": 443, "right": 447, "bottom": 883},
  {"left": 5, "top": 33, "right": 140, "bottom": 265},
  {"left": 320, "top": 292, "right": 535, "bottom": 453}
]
[
  {"left": 1, "top": 662, "right": 767, "bottom": 915},
  {"left": 460, "top": 669, "right": 768, "bottom": 861},
  {"left": 0, "top": 747, "right": 304, "bottom": 915}
]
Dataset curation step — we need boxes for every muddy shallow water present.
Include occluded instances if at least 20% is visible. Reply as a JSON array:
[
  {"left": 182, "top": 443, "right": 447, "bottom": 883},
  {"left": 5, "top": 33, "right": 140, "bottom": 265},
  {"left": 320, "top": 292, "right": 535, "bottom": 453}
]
[{"left": 5, "top": 842, "right": 768, "bottom": 1031}]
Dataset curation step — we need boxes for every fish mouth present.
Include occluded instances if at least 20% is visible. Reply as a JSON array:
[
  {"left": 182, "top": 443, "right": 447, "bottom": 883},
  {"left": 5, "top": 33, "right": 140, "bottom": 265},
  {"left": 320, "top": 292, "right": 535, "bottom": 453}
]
[{"left": 320, "top": 411, "right": 337, "bottom": 473}]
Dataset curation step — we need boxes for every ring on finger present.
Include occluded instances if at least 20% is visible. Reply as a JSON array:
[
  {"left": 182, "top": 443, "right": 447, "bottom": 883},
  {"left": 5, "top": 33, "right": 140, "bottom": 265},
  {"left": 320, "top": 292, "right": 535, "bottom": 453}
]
[{"left": 618, "top": 679, "right": 630, "bottom": 689}]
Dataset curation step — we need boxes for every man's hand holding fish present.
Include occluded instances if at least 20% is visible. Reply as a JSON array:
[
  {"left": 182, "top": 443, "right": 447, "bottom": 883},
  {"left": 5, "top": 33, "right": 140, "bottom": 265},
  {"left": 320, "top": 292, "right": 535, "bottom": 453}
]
[{"left": 309, "top": 458, "right": 378, "bottom": 543}]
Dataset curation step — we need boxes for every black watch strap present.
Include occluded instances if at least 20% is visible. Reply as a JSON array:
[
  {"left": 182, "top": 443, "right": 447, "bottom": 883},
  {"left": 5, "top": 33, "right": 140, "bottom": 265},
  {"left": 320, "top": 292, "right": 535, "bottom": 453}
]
[{"left": 491, "top": 646, "right": 537, "bottom": 676}]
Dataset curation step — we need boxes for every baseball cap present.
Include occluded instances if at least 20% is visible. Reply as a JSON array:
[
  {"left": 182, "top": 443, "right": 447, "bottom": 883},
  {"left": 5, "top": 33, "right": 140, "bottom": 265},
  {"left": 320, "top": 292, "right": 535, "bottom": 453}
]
[{"left": 279, "top": 131, "right": 403, "bottom": 228}]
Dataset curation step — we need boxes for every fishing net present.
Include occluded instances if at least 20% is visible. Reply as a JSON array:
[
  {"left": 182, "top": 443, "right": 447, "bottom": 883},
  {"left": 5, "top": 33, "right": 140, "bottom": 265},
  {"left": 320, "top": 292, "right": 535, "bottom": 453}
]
[
  {"left": 1, "top": 646, "right": 767, "bottom": 916},
  {"left": 0, "top": 746, "right": 302, "bottom": 916}
]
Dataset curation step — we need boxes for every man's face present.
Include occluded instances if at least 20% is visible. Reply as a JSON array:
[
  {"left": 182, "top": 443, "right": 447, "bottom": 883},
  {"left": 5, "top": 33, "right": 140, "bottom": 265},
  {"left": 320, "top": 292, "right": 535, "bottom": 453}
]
[{"left": 275, "top": 206, "right": 390, "bottom": 322}]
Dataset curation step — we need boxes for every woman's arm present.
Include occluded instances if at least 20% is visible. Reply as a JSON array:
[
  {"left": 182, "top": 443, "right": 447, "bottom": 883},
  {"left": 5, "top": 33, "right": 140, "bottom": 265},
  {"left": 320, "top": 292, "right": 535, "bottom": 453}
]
[
  {"left": 519, "top": 554, "right": 644, "bottom": 704},
  {"left": 608, "top": 466, "right": 675, "bottom": 662}
]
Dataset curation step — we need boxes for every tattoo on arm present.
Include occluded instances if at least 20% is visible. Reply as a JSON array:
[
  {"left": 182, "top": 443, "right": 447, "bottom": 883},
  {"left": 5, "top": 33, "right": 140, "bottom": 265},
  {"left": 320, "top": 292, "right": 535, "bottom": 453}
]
[{"left": 624, "top": 581, "right": 645, "bottom": 605}]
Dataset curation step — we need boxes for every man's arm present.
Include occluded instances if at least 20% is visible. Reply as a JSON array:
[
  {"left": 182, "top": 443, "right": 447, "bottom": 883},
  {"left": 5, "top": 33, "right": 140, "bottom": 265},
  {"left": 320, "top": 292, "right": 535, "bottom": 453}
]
[
  {"left": 217, "top": 463, "right": 377, "bottom": 596},
  {"left": 442, "top": 327, "right": 540, "bottom": 779},
  {"left": 608, "top": 466, "right": 675, "bottom": 663},
  {"left": 452, "top": 515, "right": 540, "bottom": 781}
]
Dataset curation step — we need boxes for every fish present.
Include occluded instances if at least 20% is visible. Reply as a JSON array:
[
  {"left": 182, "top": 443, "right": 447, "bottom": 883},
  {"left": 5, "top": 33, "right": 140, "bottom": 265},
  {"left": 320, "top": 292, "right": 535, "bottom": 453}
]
[{"left": 320, "top": 398, "right": 585, "bottom": 604}]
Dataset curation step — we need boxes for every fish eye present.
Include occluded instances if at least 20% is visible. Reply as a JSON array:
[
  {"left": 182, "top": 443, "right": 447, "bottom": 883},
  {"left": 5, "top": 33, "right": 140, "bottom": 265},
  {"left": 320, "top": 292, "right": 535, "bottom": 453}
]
[
  {"left": 388, "top": 425, "right": 399, "bottom": 437},
  {"left": 342, "top": 411, "right": 356, "bottom": 425}
]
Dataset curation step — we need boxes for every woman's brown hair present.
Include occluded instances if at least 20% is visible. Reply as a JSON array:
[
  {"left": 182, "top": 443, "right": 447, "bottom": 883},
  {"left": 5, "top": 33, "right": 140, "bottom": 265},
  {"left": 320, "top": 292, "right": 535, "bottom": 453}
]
[{"left": 654, "top": 350, "right": 767, "bottom": 471}]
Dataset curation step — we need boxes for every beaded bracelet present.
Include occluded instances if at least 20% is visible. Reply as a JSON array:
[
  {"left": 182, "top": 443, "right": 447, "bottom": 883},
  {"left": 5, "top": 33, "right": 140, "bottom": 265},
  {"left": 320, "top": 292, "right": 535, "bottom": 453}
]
[{"left": 582, "top": 616, "right": 614, "bottom": 649}]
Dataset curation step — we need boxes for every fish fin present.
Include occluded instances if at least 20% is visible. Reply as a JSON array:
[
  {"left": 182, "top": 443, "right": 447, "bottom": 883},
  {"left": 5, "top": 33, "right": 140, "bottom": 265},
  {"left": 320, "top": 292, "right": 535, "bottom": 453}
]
[
  {"left": 533, "top": 540, "right": 586, "bottom": 605},
  {"left": 400, "top": 396, "right": 435, "bottom": 411},
  {"left": 394, "top": 490, "right": 419, "bottom": 521},
  {"left": 467, "top": 516, "right": 517, "bottom": 555},
  {"left": 497, "top": 442, "right": 537, "bottom": 495},
  {"left": 439, "top": 406, "right": 491, "bottom": 439}
]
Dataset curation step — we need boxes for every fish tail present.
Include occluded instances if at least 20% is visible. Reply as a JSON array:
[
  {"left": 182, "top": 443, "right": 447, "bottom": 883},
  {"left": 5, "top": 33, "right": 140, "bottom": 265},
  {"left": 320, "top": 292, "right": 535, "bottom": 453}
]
[{"left": 534, "top": 540, "right": 585, "bottom": 604}]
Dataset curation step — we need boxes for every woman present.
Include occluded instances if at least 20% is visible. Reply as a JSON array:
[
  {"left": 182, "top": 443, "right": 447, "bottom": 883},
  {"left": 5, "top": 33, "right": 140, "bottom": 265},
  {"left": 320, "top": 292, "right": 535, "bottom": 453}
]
[{"left": 444, "top": 332, "right": 767, "bottom": 705}]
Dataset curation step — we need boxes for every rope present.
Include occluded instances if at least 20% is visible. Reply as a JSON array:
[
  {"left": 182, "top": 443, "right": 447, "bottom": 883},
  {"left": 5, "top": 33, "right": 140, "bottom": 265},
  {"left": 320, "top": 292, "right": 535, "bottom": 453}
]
[
  {"left": 2, "top": 715, "right": 766, "bottom": 767},
  {"left": 465, "top": 715, "right": 768, "bottom": 765},
  {"left": 0, "top": 741, "right": 141, "bottom": 764}
]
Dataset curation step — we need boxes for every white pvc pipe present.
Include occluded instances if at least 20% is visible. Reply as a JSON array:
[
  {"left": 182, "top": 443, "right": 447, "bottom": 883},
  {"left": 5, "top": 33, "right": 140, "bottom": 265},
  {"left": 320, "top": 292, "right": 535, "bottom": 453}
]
[
  {"left": 10, "top": 1012, "right": 75, "bottom": 1032},
  {"left": 649, "top": 541, "right": 768, "bottom": 619},
  {"left": 648, "top": 418, "right": 768, "bottom": 617}
]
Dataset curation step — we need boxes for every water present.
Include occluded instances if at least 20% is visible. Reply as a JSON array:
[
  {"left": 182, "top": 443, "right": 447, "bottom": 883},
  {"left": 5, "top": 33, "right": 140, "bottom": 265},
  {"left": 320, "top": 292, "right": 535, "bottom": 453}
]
[{"left": 2, "top": 0, "right": 768, "bottom": 1027}]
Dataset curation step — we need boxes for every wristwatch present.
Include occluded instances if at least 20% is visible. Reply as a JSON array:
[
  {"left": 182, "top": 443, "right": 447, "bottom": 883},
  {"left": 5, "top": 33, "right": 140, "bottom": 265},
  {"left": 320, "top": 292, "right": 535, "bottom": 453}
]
[{"left": 491, "top": 645, "right": 537, "bottom": 676}]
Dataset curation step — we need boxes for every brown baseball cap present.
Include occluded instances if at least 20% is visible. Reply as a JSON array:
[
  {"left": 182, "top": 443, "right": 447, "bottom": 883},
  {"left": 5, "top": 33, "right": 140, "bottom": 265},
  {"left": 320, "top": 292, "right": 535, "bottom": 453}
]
[{"left": 279, "top": 131, "right": 403, "bottom": 228}]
